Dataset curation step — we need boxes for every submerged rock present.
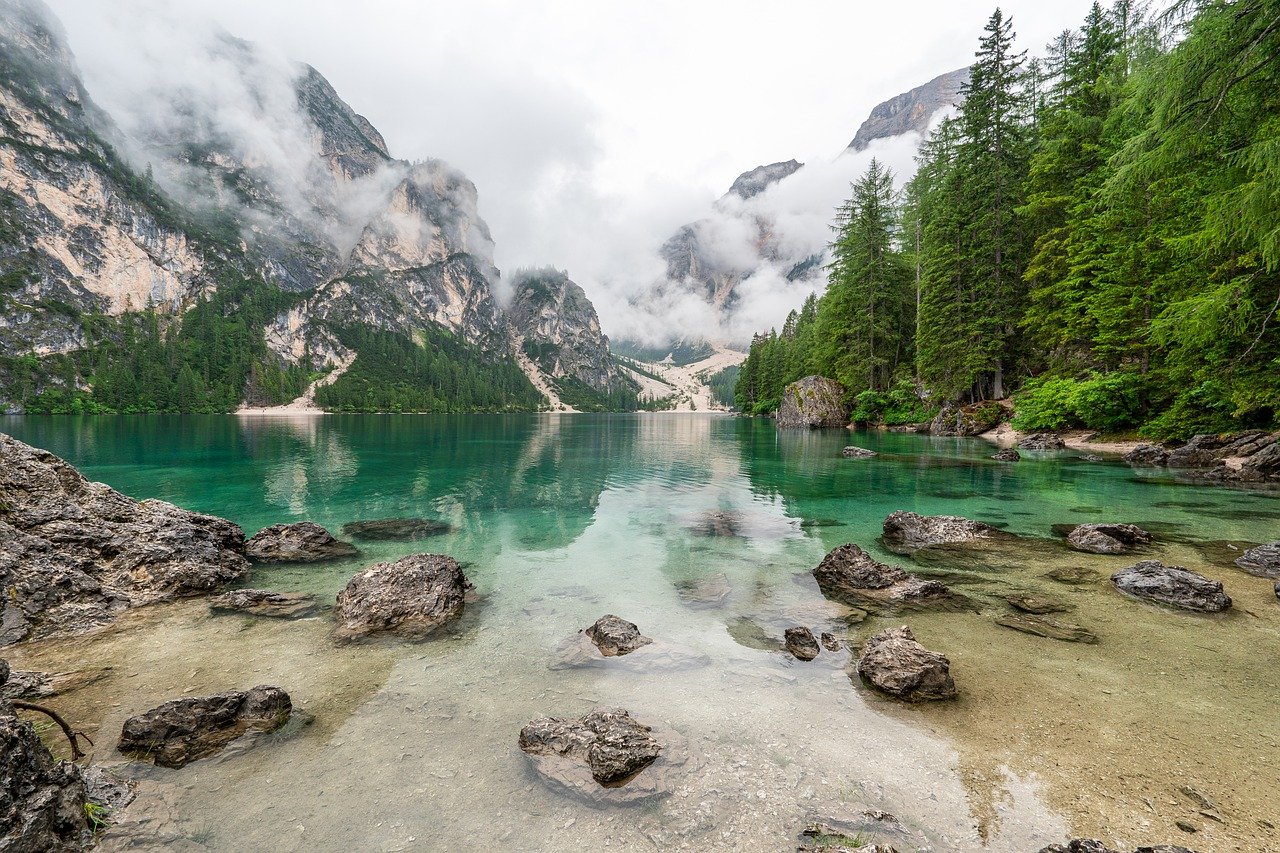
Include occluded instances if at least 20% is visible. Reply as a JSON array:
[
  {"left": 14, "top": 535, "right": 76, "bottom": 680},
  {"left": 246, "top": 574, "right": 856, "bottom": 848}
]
[
  {"left": 856, "top": 625, "right": 956, "bottom": 701},
  {"left": 1006, "top": 593, "right": 1070, "bottom": 614},
  {"left": 1, "top": 666, "right": 112, "bottom": 700},
  {"left": 1111, "top": 561, "right": 1232, "bottom": 613},
  {"left": 244, "top": 522, "right": 358, "bottom": 563},
  {"left": 1066, "top": 523, "right": 1153, "bottom": 554},
  {"left": 991, "top": 448, "right": 1021, "bottom": 462},
  {"left": 1045, "top": 566, "right": 1101, "bottom": 585},
  {"left": 881, "top": 510, "right": 1006, "bottom": 553},
  {"left": 333, "top": 554, "right": 472, "bottom": 641},
  {"left": 725, "top": 618, "right": 783, "bottom": 652},
  {"left": 550, "top": 634, "right": 708, "bottom": 672},
  {"left": 1125, "top": 444, "right": 1170, "bottom": 467},
  {"left": 1038, "top": 842, "right": 1198, "bottom": 853},
  {"left": 1, "top": 695, "right": 94, "bottom": 850},
  {"left": 820, "top": 632, "right": 842, "bottom": 652},
  {"left": 776, "top": 376, "right": 849, "bottom": 429},
  {"left": 117, "top": 685, "right": 292, "bottom": 768},
  {"left": 841, "top": 446, "right": 877, "bottom": 458},
  {"left": 209, "top": 589, "right": 317, "bottom": 619},
  {"left": 341, "top": 518, "right": 452, "bottom": 541},
  {"left": 813, "top": 544, "right": 954, "bottom": 608},
  {"left": 996, "top": 613, "right": 1098, "bottom": 643},
  {"left": 0, "top": 433, "right": 249, "bottom": 645},
  {"left": 1234, "top": 542, "right": 1280, "bottom": 579},
  {"left": 798, "top": 809, "right": 927, "bottom": 853},
  {"left": 784, "top": 627, "right": 820, "bottom": 661},
  {"left": 585, "top": 615, "right": 653, "bottom": 657},
  {"left": 1019, "top": 432, "right": 1067, "bottom": 451},
  {"left": 518, "top": 709, "right": 675, "bottom": 803},
  {"left": 674, "top": 573, "right": 732, "bottom": 607}
]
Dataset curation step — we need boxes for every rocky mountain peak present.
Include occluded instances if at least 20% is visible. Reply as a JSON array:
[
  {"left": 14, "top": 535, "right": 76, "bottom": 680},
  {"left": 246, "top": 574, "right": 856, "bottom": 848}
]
[
  {"left": 847, "top": 67, "right": 969, "bottom": 151},
  {"left": 723, "top": 159, "right": 803, "bottom": 202}
]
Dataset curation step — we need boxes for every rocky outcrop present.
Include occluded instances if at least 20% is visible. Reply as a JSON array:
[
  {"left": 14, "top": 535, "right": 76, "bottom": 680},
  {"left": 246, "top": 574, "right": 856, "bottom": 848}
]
[
  {"left": 1125, "top": 444, "right": 1170, "bottom": 467},
  {"left": 244, "top": 522, "right": 357, "bottom": 563},
  {"left": 996, "top": 613, "right": 1098, "bottom": 643},
  {"left": 1018, "top": 432, "right": 1068, "bottom": 451},
  {"left": 1066, "top": 523, "right": 1153, "bottom": 554},
  {"left": 333, "top": 554, "right": 472, "bottom": 641},
  {"left": 1235, "top": 542, "right": 1280, "bottom": 578},
  {"left": 584, "top": 615, "right": 653, "bottom": 657},
  {"left": 813, "top": 543, "right": 953, "bottom": 607},
  {"left": 841, "top": 445, "right": 877, "bottom": 458},
  {"left": 880, "top": 510, "right": 1006, "bottom": 553},
  {"left": 341, "top": 518, "right": 451, "bottom": 541},
  {"left": 1, "top": 666, "right": 111, "bottom": 700},
  {"left": 784, "top": 627, "right": 820, "bottom": 661},
  {"left": 856, "top": 625, "right": 956, "bottom": 701},
  {"left": 847, "top": 67, "right": 970, "bottom": 151},
  {"left": 930, "top": 402, "right": 1003, "bottom": 436},
  {"left": 726, "top": 160, "right": 804, "bottom": 200},
  {"left": 118, "top": 685, "right": 292, "bottom": 768},
  {"left": 209, "top": 589, "right": 317, "bottom": 619},
  {"left": 518, "top": 708, "right": 663, "bottom": 791},
  {"left": 992, "top": 448, "right": 1021, "bottom": 462},
  {"left": 1123, "top": 432, "right": 1280, "bottom": 484},
  {"left": 776, "top": 376, "right": 848, "bottom": 429},
  {"left": 507, "top": 269, "right": 635, "bottom": 402},
  {"left": 798, "top": 810, "right": 929, "bottom": 853},
  {"left": 0, "top": 433, "right": 248, "bottom": 645},
  {"left": 1111, "top": 561, "right": 1232, "bottom": 613}
]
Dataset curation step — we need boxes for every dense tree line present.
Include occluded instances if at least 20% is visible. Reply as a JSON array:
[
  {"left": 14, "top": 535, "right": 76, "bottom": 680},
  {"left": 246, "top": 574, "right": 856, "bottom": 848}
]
[{"left": 738, "top": 0, "right": 1280, "bottom": 438}]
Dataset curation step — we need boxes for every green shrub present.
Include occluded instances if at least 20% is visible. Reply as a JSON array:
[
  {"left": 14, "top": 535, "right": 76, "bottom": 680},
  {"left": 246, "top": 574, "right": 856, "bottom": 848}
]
[{"left": 1012, "top": 372, "right": 1145, "bottom": 432}]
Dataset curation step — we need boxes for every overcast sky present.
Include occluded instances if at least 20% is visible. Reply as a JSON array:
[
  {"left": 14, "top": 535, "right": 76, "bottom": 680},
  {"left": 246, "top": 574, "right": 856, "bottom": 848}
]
[{"left": 48, "top": 0, "right": 1099, "bottom": 337}]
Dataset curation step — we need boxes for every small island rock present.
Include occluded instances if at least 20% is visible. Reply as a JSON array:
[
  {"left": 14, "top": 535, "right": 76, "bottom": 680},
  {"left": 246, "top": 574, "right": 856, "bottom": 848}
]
[
  {"left": 991, "top": 448, "right": 1021, "bottom": 462},
  {"left": 841, "top": 446, "right": 877, "bottom": 458},
  {"left": 584, "top": 615, "right": 653, "bottom": 657},
  {"left": 1066, "top": 523, "right": 1153, "bottom": 554},
  {"left": 333, "top": 554, "right": 472, "bottom": 641},
  {"left": 856, "top": 625, "right": 956, "bottom": 701},
  {"left": 1124, "top": 444, "right": 1171, "bottom": 467},
  {"left": 776, "top": 376, "right": 849, "bottom": 429},
  {"left": 244, "top": 522, "right": 358, "bottom": 562},
  {"left": 881, "top": 510, "right": 1005, "bottom": 552},
  {"left": 1234, "top": 542, "right": 1280, "bottom": 579},
  {"left": 784, "top": 627, "right": 820, "bottom": 661},
  {"left": 1111, "top": 560, "right": 1231, "bottom": 613},
  {"left": 1018, "top": 433, "right": 1067, "bottom": 451},
  {"left": 813, "top": 543, "right": 953, "bottom": 606},
  {"left": 518, "top": 708, "right": 662, "bottom": 786},
  {"left": 118, "top": 685, "right": 292, "bottom": 768}
]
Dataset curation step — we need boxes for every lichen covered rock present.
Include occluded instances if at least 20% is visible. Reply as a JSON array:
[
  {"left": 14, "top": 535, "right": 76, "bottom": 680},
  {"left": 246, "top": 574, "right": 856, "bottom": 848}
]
[
  {"left": 776, "top": 376, "right": 849, "bottom": 429},
  {"left": 333, "top": 554, "right": 472, "bottom": 641}
]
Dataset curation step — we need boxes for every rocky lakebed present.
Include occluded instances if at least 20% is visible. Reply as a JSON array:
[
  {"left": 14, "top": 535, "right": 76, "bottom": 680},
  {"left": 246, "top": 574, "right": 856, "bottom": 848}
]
[{"left": 2, "top": 415, "right": 1279, "bottom": 852}]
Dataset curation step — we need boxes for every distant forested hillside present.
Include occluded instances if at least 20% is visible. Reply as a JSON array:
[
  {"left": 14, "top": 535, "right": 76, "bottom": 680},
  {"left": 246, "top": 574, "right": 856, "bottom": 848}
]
[{"left": 737, "top": 0, "right": 1280, "bottom": 439}]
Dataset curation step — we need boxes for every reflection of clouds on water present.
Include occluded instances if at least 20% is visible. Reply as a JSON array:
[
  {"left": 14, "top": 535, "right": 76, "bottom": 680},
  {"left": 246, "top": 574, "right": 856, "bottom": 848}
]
[{"left": 239, "top": 416, "right": 358, "bottom": 516}]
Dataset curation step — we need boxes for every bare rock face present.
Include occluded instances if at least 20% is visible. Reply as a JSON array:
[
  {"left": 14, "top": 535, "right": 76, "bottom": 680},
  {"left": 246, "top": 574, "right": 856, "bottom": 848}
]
[
  {"left": 584, "top": 615, "right": 653, "bottom": 657},
  {"left": 1235, "top": 542, "right": 1280, "bottom": 579},
  {"left": 881, "top": 510, "right": 1006, "bottom": 553},
  {"left": 812, "top": 544, "right": 953, "bottom": 607},
  {"left": 518, "top": 709, "right": 665, "bottom": 796},
  {"left": 1125, "top": 444, "right": 1170, "bottom": 467},
  {"left": 847, "top": 67, "right": 970, "bottom": 151},
  {"left": 1066, "top": 523, "right": 1153, "bottom": 555},
  {"left": 1111, "top": 561, "right": 1231, "bottom": 613},
  {"left": 243, "top": 522, "right": 357, "bottom": 563},
  {"left": 726, "top": 160, "right": 804, "bottom": 200},
  {"left": 784, "top": 627, "right": 820, "bottom": 661},
  {"left": 1, "top": 692, "right": 94, "bottom": 851},
  {"left": 333, "top": 554, "right": 472, "bottom": 641},
  {"left": 856, "top": 626, "right": 956, "bottom": 702},
  {"left": 930, "top": 402, "right": 1003, "bottom": 437},
  {"left": 209, "top": 589, "right": 317, "bottom": 619},
  {"left": 0, "top": 433, "right": 248, "bottom": 645},
  {"left": 776, "top": 376, "right": 849, "bottom": 429},
  {"left": 1018, "top": 432, "right": 1067, "bottom": 451},
  {"left": 118, "top": 686, "right": 292, "bottom": 768}
]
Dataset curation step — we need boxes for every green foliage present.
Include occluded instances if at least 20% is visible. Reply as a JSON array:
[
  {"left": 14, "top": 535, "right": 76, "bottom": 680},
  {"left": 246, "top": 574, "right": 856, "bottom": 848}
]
[
  {"left": 549, "top": 374, "right": 638, "bottom": 412},
  {"left": 611, "top": 338, "right": 713, "bottom": 366},
  {"left": 705, "top": 364, "right": 740, "bottom": 408},
  {"left": 315, "top": 324, "right": 545, "bottom": 413},
  {"left": 1011, "top": 372, "right": 1144, "bottom": 432},
  {"left": 850, "top": 377, "right": 939, "bottom": 425}
]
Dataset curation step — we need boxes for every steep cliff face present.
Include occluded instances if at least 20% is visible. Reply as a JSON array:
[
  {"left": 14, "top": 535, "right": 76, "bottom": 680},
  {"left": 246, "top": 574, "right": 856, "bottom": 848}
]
[
  {"left": 508, "top": 269, "right": 635, "bottom": 404},
  {"left": 847, "top": 67, "right": 969, "bottom": 152},
  {"left": 724, "top": 159, "right": 802, "bottom": 201}
]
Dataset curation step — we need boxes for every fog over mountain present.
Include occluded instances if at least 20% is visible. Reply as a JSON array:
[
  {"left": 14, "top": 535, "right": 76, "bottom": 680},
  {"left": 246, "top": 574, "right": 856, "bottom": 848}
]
[{"left": 46, "top": 0, "right": 1098, "bottom": 345}]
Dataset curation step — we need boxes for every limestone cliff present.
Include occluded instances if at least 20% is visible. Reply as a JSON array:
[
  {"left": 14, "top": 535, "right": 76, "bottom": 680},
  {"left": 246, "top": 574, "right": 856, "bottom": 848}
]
[{"left": 846, "top": 68, "right": 969, "bottom": 152}]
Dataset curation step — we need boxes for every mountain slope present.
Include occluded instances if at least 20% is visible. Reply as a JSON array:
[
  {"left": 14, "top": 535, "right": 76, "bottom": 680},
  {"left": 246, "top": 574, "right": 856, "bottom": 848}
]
[{"left": 846, "top": 67, "right": 968, "bottom": 151}]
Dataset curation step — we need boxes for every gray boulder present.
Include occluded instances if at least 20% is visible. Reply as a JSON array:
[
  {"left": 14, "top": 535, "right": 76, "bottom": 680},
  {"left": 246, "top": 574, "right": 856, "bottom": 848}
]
[
  {"left": 244, "top": 522, "right": 358, "bottom": 563},
  {"left": 1, "top": 698, "right": 93, "bottom": 851},
  {"left": 784, "top": 627, "right": 820, "bottom": 661},
  {"left": 991, "top": 448, "right": 1021, "bottom": 461},
  {"left": 1018, "top": 432, "right": 1067, "bottom": 450},
  {"left": 841, "top": 446, "right": 877, "bottom": 458},
  {"left": 813, "top": 543, "right": 953, "bottom": 607},
  {"left": 856, "top": 625, "right": 956, "bottom": 701},
  {"left": 1066, "top": 523, "right": 1153, "bottom": 554},
  {"left": 518, "top": 708, "right": 662, "bottom": 786},
  {"left": 930, "top": 403, "right": 1003, "bottom": 437},
  {"left": 117, "top": 685, "right": 291, "bottom": 768},
  {"left": 881, "top": 510, "right": 1006, "bottom": 553},
  {"left": 333, "top": 554, "right": 472, "bottom": 641},
  {"left": 209, "top": 589, "right": 317, "bottom": 619},
  {"left": 0, "top": 433, "right": 248, "bottom": 646},
  {"left": 1234, "top": 542, "right": 1280, "bottom": 579},
  {"left": 776, "top": 376, "right": 848, "bottom": 429},
  {"left": 1125, "top": 444, "right": 1170, "bottom": 467},
  {"left": 584, "top": 615, "right": 653, "bottom": 657},
  {"left": 1111, "top": 561, "right": 1231, "bottom": 613},
  {"left": 1167, "top": 434, "right": 1234, "bottom": 468},
  {"left": 995, "top": 613, "right": 1098, "bottom": 643}
]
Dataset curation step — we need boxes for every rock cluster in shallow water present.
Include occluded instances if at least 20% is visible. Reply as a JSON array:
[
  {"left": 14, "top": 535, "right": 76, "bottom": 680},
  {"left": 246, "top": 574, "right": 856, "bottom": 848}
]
[
  {"left": 244, "top": 522, "right": 358, "bottom": 563},
  {"left": 118, "top": 685, "right": 292, "bottom": 768},
  {"left": 1111, "top": 561, "right": 1232, "bottom": 613}
]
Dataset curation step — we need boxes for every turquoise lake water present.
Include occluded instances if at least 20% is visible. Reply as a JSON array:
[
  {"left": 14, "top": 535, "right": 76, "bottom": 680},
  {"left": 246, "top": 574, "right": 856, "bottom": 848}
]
[{"left": 4, "top": 414, "right": 1279, "bottom": 852}]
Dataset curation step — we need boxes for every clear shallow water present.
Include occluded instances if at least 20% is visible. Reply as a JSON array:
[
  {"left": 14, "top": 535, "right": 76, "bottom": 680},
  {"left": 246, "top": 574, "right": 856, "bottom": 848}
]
[{"left": 3, "top": 414, "right": 1279, "bottom": 852}]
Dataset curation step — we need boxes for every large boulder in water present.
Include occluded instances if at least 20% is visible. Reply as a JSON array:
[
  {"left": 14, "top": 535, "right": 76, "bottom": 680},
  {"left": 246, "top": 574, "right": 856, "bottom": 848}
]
[
  {"left": 333, "top": 554, "right": 472, "bottom": 641},
  {"left": 1235, "top": 542, "right": 1280, "bottom": 579},
  {"left": 1124, "top": 444, "right": 1170, "bottom": 467},
  {"left": 776, "top": 376, "right": 848, "bottom": 429},
  {"left": 1065, "top": 523, "right": 1153, "bottom": 554},
  {"left": 856, "top": 625, "right": 956, "bottom": 701},
  {"left": 244, "top": 522, "right": 358, "bottom": 563},
  {"left": 584, "top": 615, "right": 653, "bottom": 656},
  {"left": 881, "top": 511, "right": 1006, "bottom": 553},
  {"left": 1, "top": 692, "right": 94, "bottom": 850},
  {"left": 930, "top": 402, "right": 1004, "bottom": 436},
  {"left": 1018, "top": 432, "right": 1067, "bottom": 451},
  {"left": 518, "top": 709, "right": 676, "bottom": 803},
  {"left": 0, "top": 433, "right": 248, "bottom": 646},
  {"left": 118, "top": 686, "right": 292, "bottom": 768},
  {"left": 812, "top": 544, "right": 953, "bottom": 607},
  {"left": 1111, "top": 561, "right": 1231, "bottom": 613}
]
